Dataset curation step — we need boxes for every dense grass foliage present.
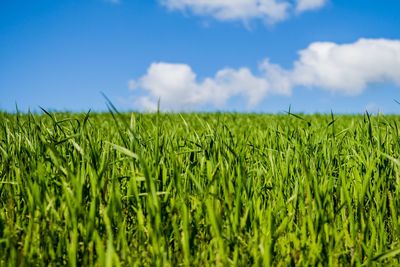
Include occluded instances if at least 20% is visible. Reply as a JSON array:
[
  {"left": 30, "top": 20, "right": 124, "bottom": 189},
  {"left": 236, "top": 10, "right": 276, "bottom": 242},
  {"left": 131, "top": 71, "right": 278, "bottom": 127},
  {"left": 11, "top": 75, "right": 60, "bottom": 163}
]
[{"left": 1, "top": 111, "right": 400, "bottom": 266}]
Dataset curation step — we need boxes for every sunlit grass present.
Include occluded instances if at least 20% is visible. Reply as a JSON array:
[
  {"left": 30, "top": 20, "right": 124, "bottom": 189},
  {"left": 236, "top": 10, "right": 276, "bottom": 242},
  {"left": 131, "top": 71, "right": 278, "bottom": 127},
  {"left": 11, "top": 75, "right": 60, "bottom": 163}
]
[{"left": 1, "top": 110, "right": 400, "bottom": 266}]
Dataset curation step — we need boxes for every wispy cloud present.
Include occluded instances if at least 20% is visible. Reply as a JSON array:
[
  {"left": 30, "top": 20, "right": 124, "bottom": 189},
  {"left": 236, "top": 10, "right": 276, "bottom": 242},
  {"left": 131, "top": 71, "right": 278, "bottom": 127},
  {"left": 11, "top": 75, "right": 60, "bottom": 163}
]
[
  {"left": 129, "top": 38, "right": 400, "bottom": 111},
  {"left": 365, "top": 102, "right": 382, "bottom": 114},
  {"left": 159, "top": 0, "right": 328, "bottom": 25},
  {"left": 296, "top": 0, "right": 328, "bottom": 13},
  {"left": 104, "top": 0, "right": 121, "bottom": 5}
]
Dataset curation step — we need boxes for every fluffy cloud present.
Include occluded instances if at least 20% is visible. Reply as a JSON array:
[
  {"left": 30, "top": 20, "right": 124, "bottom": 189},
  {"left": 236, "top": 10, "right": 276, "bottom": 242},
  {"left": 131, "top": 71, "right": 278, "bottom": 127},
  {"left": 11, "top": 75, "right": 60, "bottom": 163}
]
[
  {"left": 160, "top": 0, "right": 328, "bottom": 24},
  {"left": 130, "top": 63, "right": 269, "bottom": 111},
  {"left": 129, "top": 38, "right": 400, "bottom": 111},
  {"left": 291, "top": 38, "right": 400, "bottom": 94}
]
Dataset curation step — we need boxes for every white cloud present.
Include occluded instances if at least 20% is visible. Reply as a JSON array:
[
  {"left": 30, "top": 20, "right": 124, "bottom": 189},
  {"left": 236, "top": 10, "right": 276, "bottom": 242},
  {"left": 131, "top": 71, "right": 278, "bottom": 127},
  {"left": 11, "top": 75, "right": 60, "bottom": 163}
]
[
  {"left": 160, "top": 0, "right": 328, "bottom": 25},
  {"left": 129, "top": 62, "right": 269, "bottom": 111},
  {"left": 291, "top": 38, "right": 400, "bottom": 94},
  {"left": 296, "top": 0, "right": 327, "bottom": 12},
  {"left": 129, "top": 38, "right": 400, "bottom": 111}
]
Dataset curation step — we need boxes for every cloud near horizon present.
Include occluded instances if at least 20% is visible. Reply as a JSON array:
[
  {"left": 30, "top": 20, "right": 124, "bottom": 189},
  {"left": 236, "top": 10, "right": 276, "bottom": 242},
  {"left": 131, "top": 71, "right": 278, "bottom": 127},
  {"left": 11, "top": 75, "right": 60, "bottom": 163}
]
[
  {"left": 129, "top": 38, "right": 400, "bottom": 111},
  {"left": 160, "top": 0, "right": 329, "bottom": 24}
]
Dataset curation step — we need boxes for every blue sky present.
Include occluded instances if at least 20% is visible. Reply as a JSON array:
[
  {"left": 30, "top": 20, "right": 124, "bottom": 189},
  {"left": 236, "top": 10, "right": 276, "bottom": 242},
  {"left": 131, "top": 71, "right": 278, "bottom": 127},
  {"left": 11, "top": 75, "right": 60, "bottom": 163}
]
[{"left": 1, "top": 0, "right": 400, "bottom": 113}]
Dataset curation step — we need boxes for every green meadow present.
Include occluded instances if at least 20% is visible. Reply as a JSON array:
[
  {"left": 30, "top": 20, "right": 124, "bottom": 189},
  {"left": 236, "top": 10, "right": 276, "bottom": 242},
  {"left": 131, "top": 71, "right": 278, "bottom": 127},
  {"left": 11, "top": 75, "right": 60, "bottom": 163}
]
[{"left": 1, "top": 110, "right": 400, "bottom": 266}]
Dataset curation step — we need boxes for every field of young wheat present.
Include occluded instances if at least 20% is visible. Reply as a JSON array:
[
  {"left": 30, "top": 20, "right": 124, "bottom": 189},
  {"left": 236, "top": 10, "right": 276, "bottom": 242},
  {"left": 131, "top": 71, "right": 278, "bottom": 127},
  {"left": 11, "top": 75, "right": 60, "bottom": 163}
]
[{"left": 1, "top": 109, "right": 400, "bottom": 266}]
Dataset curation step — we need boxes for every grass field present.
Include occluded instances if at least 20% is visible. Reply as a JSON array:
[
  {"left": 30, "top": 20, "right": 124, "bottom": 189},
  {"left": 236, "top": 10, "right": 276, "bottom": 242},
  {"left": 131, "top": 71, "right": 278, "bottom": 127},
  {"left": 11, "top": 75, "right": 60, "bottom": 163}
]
[{"left": 1, "top": 109, "right": 400, "bottom": 266}]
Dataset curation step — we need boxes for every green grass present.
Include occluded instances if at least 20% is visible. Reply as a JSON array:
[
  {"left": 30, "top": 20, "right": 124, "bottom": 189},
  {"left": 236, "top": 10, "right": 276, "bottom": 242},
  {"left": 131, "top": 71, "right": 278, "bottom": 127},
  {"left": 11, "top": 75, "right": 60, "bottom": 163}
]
[{"left": 1, "top": 110, "right": 400, "bottom": 266}]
